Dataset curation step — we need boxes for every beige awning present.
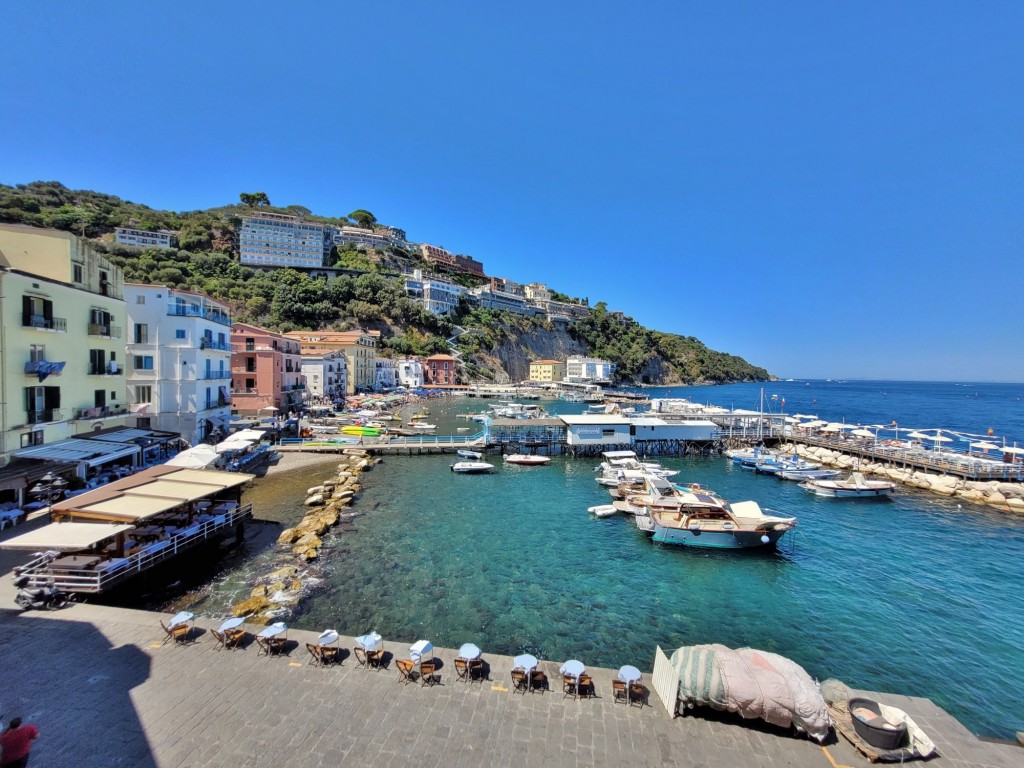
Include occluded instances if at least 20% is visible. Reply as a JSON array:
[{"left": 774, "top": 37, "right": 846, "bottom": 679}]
[
  {"left": 0, "top": 522, "right": 135, "bottom": 551},
  {"left": 159, "top": 469, "right": 253, "bottom": 489},
  {"left": 72, "top": 495, "right": 185, "bottom": 522},
  {"left": 124, "top": 480, "right": 227, "bottom": 500}
]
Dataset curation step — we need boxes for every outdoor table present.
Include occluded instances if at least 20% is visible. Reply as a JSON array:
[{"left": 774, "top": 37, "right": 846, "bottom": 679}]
[
  {"left": 410, "top": 639, "right": 433, "bottom": 662},
  {"left": 355, "top": 631, "right": 382, "bottom": 651},
  {"left": 618, "top": 665, "right": 642, "bottom": 684},
  {"left": 513, "top": 653, "right": 538, "bottom": 673},
  {"left": 560, "top": 659, "right": 585, "bottom": 678},
  {"left": 168, "top": 611, "right": 195, "bottom": 630},
  {"left": 219, "top": 617, "right": 245, "bottom": 633},
  {"left": 318, "top": 629, "right": 340, "bottom": 647},
  {"left": 258, "top": 622, "right": 287, "bottom": 639},
  {"left": 457, "top": 643, "right": 482, "bottom": 660},
  {"left": 48, "top": 555, "right": 101, "bottom": 571}
]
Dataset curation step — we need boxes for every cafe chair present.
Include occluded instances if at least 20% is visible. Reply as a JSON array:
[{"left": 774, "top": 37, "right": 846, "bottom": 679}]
[
  {"left": 320, "top": 644, "right": 340, "bottom": 665},
  {"left": 629, "top": 682, "right": 648, "bottom": 708},
  {"left": 225, "top": 628, "right": 246, "bottom": 651},
  {"left": 530, "top": 669, "right": 548, "bottom": 693},
  {"left": 306, "top": 642, "right": 327, "bottom": 666},
  {"left": 468, "top": 658, "right": 485, "bottom": 683},
  {"left": 396, "top": 659, "right": 416, "bottom": 684},
  {"left": 454, "top": 658, "right": 469, "bottom": 682},
  {"left": 562, "top": 674, "right": 578, "bottom": 700},
  {"left": 612, "top": 679, "right": 628, "bottom": 704},
  {"left": 354, "top": 646, "right": 369, "bottom": 669},
  {"left": 511, "top": 669, "right": 529, "bottom": 694},
  {"left": 578, "top": 674, "right": 595, "bottom": 699},
  {"left": 419, "top": 660, "right": 439, "bottom": 686},
  {"left": 160, "top": 620, "right": 190, "bottom": 646},
  {"left": 367, "top": 647, "right": 385, "bottom": 670}
]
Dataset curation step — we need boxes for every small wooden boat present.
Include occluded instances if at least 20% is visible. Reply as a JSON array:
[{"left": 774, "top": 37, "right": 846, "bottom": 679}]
[
  {"left": 451, "top": 461, "right": 494, "bottom": 474},
  {"left": 588, "top": 504, "right": 617, "bottom": 518},
  {"left": 457, "top": 449, "right": 483, "bottom": 460},
  {"left": 503, "top": 454, "right": 551, "bottom": 466}
]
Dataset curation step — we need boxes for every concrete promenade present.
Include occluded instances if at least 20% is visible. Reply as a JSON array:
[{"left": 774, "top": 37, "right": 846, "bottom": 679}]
[{"left": 2, "top": 584, "right": 1022, "bottom": 768}]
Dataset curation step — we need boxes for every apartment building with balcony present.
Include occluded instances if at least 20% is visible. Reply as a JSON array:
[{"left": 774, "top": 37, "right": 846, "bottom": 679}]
[
  {"left": 0, "top": 224, "right": 130, "bottom": 467},
  {"left": 395, "top": 359, "right": 424, "bottom": 388},
  {"left": 528, "top": 360, "right": 566, "bottom": 383},
  {"left": 125, "top": 284, "right": 232, "bottom": 442},
  {"left": 115, "top": 227, "right": 176, "bottom": 249},
  {"left": 301, "top": 350, "right": 347, "bottom": 407},
  {"left": 231, "top": 323, "right": 306, "bottom": 414},
  {"left": 374, "top": 358, "right": 398, "bottom": 391},
  {"left": 238, "top": 211, "right": 331, "bottom": 269},
  {"left": 565, "top": 356, "right": 616, "bottom": 384},
  {"left": 424, "top": 354, "right": 457, "bottom": 386},
  {"left": 284, "top": 330, "right": 377, "bottom": 395},
  {"left": 404, "top": 269, "right": 466, "bottom": 315},
  {"left": 468, "top": 284, "right": 537, "bottom": 316}
]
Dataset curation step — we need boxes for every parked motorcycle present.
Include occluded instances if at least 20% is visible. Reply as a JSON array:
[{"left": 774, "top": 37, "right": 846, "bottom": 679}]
[{"left": 12, "top": 574, "right": 68, "bottom": 610}]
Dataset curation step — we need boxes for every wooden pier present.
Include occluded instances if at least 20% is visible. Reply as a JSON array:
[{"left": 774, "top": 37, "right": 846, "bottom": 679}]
[{"left": 786, "top": 433, "right": 1024, "bottom": 482}]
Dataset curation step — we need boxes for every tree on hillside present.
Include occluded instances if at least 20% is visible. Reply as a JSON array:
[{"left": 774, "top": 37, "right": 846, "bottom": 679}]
[
  {"left": 348, "top": 209, "right": 377, "bottom": 228},
  {"left": 239, "top": 192, "right": 272, "bottom": 208}
]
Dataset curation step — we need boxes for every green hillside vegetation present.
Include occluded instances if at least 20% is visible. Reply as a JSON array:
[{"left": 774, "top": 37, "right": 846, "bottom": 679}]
[{"left": 0, "top": 181, "right": 770, "bottom": 382}]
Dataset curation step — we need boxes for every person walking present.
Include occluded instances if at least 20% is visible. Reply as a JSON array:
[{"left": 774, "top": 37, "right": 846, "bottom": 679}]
[{"left": 0, "top": 717, "right": 39, "bottom": 767}]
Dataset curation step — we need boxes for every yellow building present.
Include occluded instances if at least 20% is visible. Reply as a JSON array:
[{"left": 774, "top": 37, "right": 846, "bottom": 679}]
[
  {"left": 284, "top": 329, "right": 377, "bottom": 394},
  {"left": 528, "top": 359, "right": 566, "bottom": 383},
  {"left": 0, "top": 224, "right": 128, "bottom": 466}
]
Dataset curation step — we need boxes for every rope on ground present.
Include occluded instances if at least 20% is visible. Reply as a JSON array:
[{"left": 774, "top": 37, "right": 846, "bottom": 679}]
[{"left": 820, "top": 746, "right": 856, "bottom": 768}]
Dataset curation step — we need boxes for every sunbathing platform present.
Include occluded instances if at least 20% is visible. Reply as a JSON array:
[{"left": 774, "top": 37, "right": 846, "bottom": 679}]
[{"left": 0, "top": 575, "right": 1019, "bottom": 768}]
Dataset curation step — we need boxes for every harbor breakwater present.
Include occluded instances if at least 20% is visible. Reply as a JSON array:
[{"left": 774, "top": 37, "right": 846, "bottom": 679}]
[{"left": 779, "top": 441, "right": 1024, "bottom": 513}]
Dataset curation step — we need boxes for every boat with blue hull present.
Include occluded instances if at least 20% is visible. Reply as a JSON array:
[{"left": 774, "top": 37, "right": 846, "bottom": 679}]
[{"left": 646, "top": 492, "right": 796, "bottom": 549}]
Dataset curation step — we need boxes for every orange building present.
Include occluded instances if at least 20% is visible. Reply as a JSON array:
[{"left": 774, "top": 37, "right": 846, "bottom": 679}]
[
  {"left": 230, "top": 323, "right": 306, "bottom": 414},
  {"left": 424, "top": 354, "right": 457, "bottom": 385}
]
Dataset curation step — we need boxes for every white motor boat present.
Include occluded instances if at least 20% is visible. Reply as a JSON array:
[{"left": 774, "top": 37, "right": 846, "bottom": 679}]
[
  {"left": 412, "top": 422, "right": 437, "bottom": 430},
  {"left": 503, "top": 454, "right": 551, "bottom": 466},
  {"left": 450, "top": 461, "right": 495, "bottom": 474},
  {"left": 457, "top": 449, "right": 483, "bottom": 459},
  {"left": 800, "top": 472, "right": 896, "bottom": 498},
  {"left": 588, "top": 504, "right": 617, "bottom": 518}
]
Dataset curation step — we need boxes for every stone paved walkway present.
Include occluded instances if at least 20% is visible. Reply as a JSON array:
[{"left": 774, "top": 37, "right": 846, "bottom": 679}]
[{"left": 2, "top": 585, "right": 1022, "bottom": 768}]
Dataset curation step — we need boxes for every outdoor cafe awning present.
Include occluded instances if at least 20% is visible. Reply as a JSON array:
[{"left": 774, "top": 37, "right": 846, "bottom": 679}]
[
  {"left": 0, "top": 522, "right": 135, "bottom": 551},
  {"left": 14, "top": 438, "right": 141, "bottom": 468}
]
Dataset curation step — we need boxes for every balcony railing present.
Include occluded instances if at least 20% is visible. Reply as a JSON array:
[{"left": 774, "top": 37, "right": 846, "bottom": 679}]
[
  {"left": 166, "top": 304, "right": 232, "bottom": 327},
  {"left": 88, "top": 323, "right": 122, "bottom": 339},
  {"left": 27, "top": 408, "right": 62, "bottom": 424},
  {"left": 88, "top": 365, "right": 123, "bottom": 376},
  {"left": 230, "top": 389, "right": 259, "bottom": 395},
  {"left": 72, "top": 403, "right": 128, "bottom": 420},
  {"left": 200, "top": 338, "right": 231, "bottom": 351},
  {"left": 23, "top": 315, "right": 67, "bottom": 332},
  {"left": 198, "top": 371, "right": 232, "bottom": 380}
]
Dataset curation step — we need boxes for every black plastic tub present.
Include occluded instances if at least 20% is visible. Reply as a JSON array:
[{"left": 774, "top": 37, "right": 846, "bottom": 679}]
[{"left": 848, "top": 698, "right": 908, "bottom": 751}]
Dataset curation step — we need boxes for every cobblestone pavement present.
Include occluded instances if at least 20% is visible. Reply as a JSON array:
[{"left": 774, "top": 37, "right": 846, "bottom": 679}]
[{"left": 1, "top": 588, "right": 1022, "bottom": 768}]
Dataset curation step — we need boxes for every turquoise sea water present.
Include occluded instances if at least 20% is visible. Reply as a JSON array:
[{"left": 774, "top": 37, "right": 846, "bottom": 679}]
[{"left": 183, "top": 383, "right": 1024, "bottom": 739}]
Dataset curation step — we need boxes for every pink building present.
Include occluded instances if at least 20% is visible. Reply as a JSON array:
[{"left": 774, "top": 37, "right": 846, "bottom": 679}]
[
  {"left": 424, "top": 354, "right": 457, "bottom": 386},
  {"left": 230, "top": 322, "right": 306, "bottom": 414}
]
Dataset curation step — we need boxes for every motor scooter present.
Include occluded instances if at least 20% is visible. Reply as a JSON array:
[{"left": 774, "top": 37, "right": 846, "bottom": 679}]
[{"left": 12, "top": 574, "right": 68, "bottom": 610}]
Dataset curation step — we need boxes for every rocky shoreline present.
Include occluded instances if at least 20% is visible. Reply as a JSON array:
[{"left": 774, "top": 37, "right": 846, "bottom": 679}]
[
  {"left": 228, "top": 449, "right": 376, "bottom": 623},
  {"left": 779, "top": 442, "right": 1024, "bottom": 513}
]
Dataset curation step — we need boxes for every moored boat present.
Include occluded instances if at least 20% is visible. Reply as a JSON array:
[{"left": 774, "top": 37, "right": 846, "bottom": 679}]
[
  {"left": 588, "top": 504, "right": 617, "bottom": 518},
  {"left": 800, "top": 472, "right": 896, "bottom": 498},
  {"left": 649, "top": 492, "right": 796, "bottom": 549},
  {"left": 450, "top": 461, "right": 495, "bottom": 474},
  {"left": 503, "top": 454, "right": 551, "bottom": 466},
  {"left": 457, "top": 449, "right": 483, "bottom": 459}
]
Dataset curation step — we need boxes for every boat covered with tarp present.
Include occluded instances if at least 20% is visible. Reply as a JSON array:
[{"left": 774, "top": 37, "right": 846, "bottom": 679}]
[{"left": 662, "top": 644, "right": 831, "bottom": 742}]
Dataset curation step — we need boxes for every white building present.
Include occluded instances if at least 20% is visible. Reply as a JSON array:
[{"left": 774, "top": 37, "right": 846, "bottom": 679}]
[
  {"left": 374, "top": 358, "right": 398, "bottom": 391},
  {"left": 560, "top": 415, "right": 631, "bottom": 447},
  {"left": 301, "top": 351, "right": 347, "bottom": 407},
  {"left": 115, "top": 228, "right": 176, "bottom": 249},
  {"left": 404, "top": 269, "right": 466, "bottom": 315},
  {"left": 395, "top": 359, "right": 424, "bottom": 388},
  {"left": 630, "top": 417, "right": 718, "bottom": 443},
  {"left": 565, "top": 356, "right": 616, "bottom": 383},
  {"left": 238, "top": 212, "right": 331, "bottom": 268},
  {"left": 125, "top": 284, "right": 232, "bottom": 443},
  {"left": 468, "top": 286, "right": 537, "bottom": 316}
]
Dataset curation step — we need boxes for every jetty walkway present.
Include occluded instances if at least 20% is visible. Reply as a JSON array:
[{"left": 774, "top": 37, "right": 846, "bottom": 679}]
[
  {"left": 785, "top": 434, "right": 1024, "bottom": 482},
  {"left": 1, "top": 570, "right": 1021, "bottom": 767}
]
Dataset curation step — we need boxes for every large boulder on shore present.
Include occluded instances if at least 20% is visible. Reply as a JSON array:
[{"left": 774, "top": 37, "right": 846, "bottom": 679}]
[
  {"left": 232, "top": 595, "right": 272, "bottom": 617},
  {"left": 268, "top": 565, "right": 299, "bottom": 580},
  {"left": 277, "top": 528, "right": 299, "bottom": 545},
  {"left": 304, "top": 494, "right": 324, "bottom": 507},
  {"left": 987, "top": 491, "right": 1007, "bottom": 506}
]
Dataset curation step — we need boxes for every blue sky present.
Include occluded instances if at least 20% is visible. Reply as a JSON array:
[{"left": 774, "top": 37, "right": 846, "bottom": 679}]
[{"left": 2, "top": 2, "right": 1022, "bottom": 381}]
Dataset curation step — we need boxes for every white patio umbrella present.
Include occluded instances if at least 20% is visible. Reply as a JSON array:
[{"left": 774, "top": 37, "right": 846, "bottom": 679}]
[
  {"left": 410, "top": 639, "right": 433, "bottom": 663},
  {"left": 1001, "top": 446, "right": 1024, "bottom": 456},
  {"left": 851, "top": 428, "right": 875, "bottom": 438},
  {"left": 166, "top": 444, "right": 219, "bottom": 469},
  {"left": 215, "top": 437, "right": 255, "bottom": 454},
  {"left": 970, "top": 441, "right": 1000, "bottom": 452},
  {"left": 927, "top": 432, "right": 953, "bottom": 443},
  {"left": 820, "top": 423, "right": 843, "bottom": 433},
  {"left": 784, "top": 417, "right": 801, "bottom": 424},
  {"left": 259, "top": 406, "right": 279, "bottom": 413},
  {"left": 801, "top": 420, "right": 827, "bottom": 429},
  {"left": 906, "top": 431, "right": 931, "bottom": 440}
]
